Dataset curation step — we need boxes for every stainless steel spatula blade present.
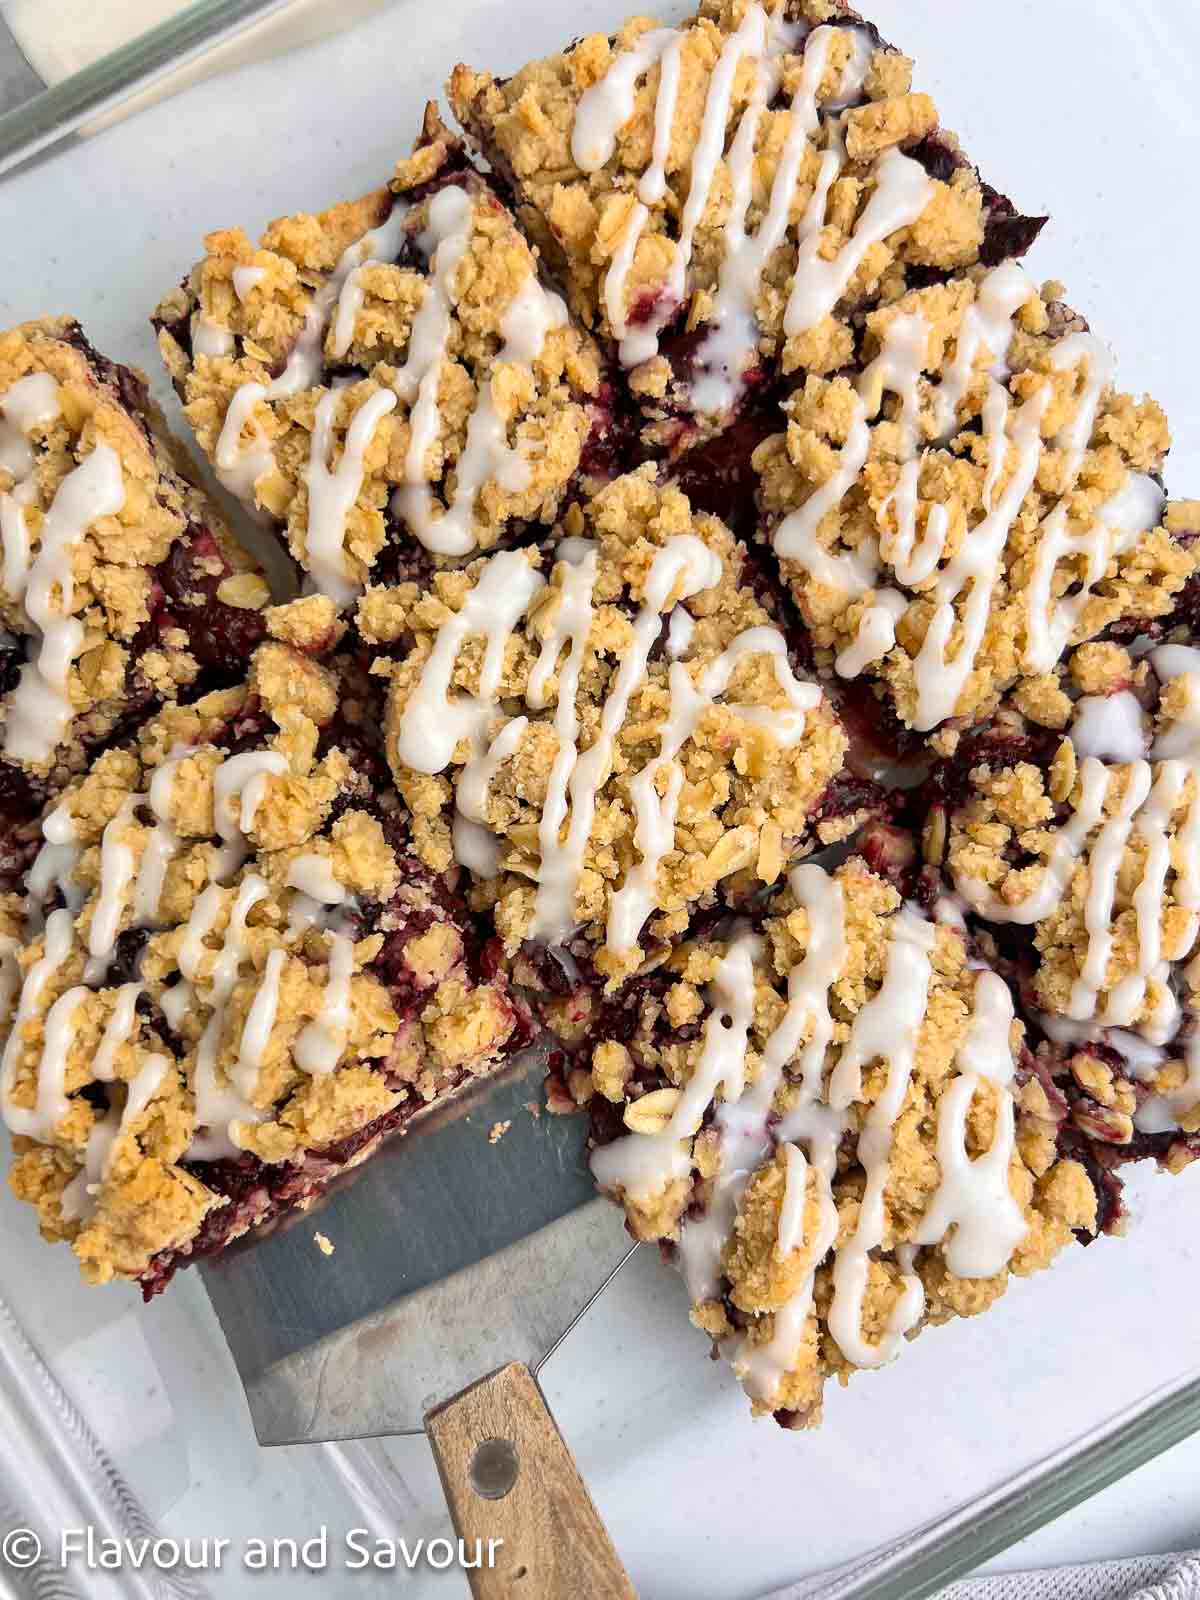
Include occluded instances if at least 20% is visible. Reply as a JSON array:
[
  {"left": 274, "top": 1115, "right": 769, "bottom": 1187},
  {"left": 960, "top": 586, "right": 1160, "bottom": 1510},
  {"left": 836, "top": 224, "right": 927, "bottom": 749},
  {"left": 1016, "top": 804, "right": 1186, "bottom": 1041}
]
[{"left": 200, "top": 1046, "right": 635, "bottom": 1445}]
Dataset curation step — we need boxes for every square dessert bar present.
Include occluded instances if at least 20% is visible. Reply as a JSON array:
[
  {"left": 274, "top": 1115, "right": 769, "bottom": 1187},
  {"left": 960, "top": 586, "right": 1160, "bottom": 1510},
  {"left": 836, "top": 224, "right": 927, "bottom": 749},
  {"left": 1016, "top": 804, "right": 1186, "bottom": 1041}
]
[
  {"left": 154, "top": 107, "right": 619, "bottom": 607},
  {"left": 753, "top": 265, "right": 1195, "bottom": 740},
  {"left": 920, "top": 634, "right": 1200, "bottom": 1184},
  {"left": 582, "top": 853, "right": 1099, "bottom": 1425},
  {"left": 0, "top": 317, "right": 269, "bottom": 853},
  {"left": 449, "top": 0, "right": 1045, "bottom": 451},
  {"left": 358, "top": 466, "right": 881, "bottom": 992},
  {"left": 2, "top": 631, "right": 531, "bottom": 1291}
]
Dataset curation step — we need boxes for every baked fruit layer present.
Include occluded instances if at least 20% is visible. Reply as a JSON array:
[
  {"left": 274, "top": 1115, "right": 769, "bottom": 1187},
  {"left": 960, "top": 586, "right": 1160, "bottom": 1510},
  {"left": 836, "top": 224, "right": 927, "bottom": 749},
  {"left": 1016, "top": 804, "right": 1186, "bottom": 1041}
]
[
  {"left": 580, "top": 853, "right": 1099, "bottom": 1426},
  {"left": 922, "top": 637, "right": 1200, "bottom": 1178},
  {"left": 0, "top": 317, "right": 270, "bottom": 837},
  {"left": 361, "top": 466, "right": 883, "bottom": 990},
  {"left": 153, "top": 107, "right": 619, "bottom": 602},
  {"left": 1, "top": 633, "right": 531, "bottom": 1292},
  {"left": 753, "top": 265, "right": 1191, "bottom": 736},
  {"left": 449, "top": 0, "right": 1045, "bottom": 449}
]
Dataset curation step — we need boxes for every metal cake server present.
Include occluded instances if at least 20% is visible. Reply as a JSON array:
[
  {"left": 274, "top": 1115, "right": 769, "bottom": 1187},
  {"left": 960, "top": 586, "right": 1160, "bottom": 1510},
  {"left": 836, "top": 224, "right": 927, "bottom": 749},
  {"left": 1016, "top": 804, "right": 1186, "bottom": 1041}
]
[{"left": 200, "top": 1044, "right": 637, "bottom": 1597}]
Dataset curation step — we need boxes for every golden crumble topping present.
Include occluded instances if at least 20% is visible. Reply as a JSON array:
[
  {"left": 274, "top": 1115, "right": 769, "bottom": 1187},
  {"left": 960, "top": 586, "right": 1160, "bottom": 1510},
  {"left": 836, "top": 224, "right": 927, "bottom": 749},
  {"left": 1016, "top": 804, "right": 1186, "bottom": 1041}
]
[
  {"left": 450, "top": 0, "right": 987, "bottom": 436},
  {"left": 586, "top": 857, "right": 1096, "bottom": 1421},
  {"left": 753, "top": 270, "right": 1192, "bottom": 731},
  {"left": 2, "top": 643, "right": 527, "bottom": 1285},
  {"left": 154, "top": 108, "right": 602, "bottom": 596},
  {"left": 935, "top": 643, "right": 1200, "bottom": 1142},
  {"left": 361, "top": 467, "right": 847, "bottom": 985},
  {"left": 0, "top": 318, "right": 264, "bottom": 789}
]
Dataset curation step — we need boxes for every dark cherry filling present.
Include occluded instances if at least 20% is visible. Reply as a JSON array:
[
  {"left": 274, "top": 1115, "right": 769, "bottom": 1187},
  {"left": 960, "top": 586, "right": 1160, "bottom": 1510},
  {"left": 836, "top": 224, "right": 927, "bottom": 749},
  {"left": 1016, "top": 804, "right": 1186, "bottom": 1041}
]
[
  {"left": 668, "top": 398, "right": 786, "bottom": 535},
  {"left": 137, "top": 799, "right": 533, "bottom": 1297},
  {"left": 145, "top": 526, "right": 269, "bottom": 676}
]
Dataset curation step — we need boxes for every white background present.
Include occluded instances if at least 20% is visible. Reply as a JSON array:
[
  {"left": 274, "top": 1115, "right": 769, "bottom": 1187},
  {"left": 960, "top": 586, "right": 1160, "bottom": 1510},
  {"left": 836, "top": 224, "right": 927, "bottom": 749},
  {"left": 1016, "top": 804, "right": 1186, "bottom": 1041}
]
[{"left": 1, "top": 2, "right": 1199, "bottom": 1597}]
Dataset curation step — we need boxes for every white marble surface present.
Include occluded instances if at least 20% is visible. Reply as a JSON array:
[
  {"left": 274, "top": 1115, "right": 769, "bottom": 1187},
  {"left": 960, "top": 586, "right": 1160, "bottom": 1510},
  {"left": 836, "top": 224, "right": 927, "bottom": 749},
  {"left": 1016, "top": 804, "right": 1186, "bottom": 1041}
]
[{"left": 0, "top": 2, "right": 1199, "bottom": 1597}]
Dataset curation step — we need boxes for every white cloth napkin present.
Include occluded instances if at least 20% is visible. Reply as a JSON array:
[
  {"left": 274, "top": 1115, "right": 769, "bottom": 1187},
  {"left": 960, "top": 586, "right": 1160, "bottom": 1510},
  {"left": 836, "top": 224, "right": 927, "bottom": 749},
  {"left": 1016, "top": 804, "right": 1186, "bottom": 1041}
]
[
  {"left": 946, "top": 1556, "right": 1200, "bottom": 1600},
  {"left": 766, "top": 1555, "right": 1200, "bottom": 1600}
]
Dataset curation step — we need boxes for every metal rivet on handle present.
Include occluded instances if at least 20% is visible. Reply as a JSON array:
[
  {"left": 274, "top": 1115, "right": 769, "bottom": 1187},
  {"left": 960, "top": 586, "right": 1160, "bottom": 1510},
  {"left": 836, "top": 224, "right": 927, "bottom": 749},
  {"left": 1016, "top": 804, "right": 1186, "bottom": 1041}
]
[{"left": 470, "top": 1436, "right": 519, "bottom": 1499}]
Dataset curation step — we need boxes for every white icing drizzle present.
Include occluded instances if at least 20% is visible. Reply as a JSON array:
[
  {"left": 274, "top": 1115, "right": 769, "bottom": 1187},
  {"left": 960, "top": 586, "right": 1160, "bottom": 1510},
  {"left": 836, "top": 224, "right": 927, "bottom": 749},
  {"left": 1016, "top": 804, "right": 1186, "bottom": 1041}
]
[
  {"left": 407, "top": 530, "right": 822, "bottom": 959},
  {"left": 607, "top": 626, "right": 821, "bottom": 954},
  {"left": 957, "top": 655, "right": 1200, "bottom": 1077},
  {"left": 216, "top": 202, "right": 409, "bottom": 509},
  {"left": 824, "top": 908, "right": 932, "bottom": 1368},
  {"left": 784, "top": 141, "right": 934, "bottom": 339},
  {"left": 303, "top": 385, "right": 396, "bottom": 605},
  {"left": 158, "top": 979, "right": 194, "bottom": 1034},
  {"left": 1051, "top": 334, "right": 1114, "bottom": 484},
  {"left": 5, "top": 442, "right": 126, "bottom": 763},
  {"left": 328, "top": 205, "right": 412, "bottom": 360},
  {"left": 579, "top": 4, "right": 932, "bottom": 397},
  {"left": 932, "top": 262, "right": 1032, "bottom": 439},
  {"left": 527, "top": 535, "right": 721, "bottom": 946},
  {"left": 60, "top": 1052, "right": 169, "bottom": 1224},
  {"left": 772, "top": 395, "right": 874, "bottom": 588},
  {"left": 93, "top": 983, "right": 142, "bottom": 1083},
  {"left": 232, "top": 944, "right": 286, "bottom": 1099},
  {"left": 395, "top": 548, "right": 545, "bottom": 775},
  {"left": 910, "top": 381, "right": 1052, "bottom": 730},
  {"left": 210, "top": 751, "right": 289, "bottom": 879},
  {"left": 1024, "top": 472, "right": 1165, "bottom": 674},
  {"left": 233, "top": 265, "right": 265, "bottom": 302},
  {"left": 214, "top": 382, "right": 275, "bottom": 507},
  {"left": 913, "top": 971, "right": 1028, "bottom": 1276},
  {"left": 689, "top": 26, "right": 834, "bottom": 413},
  {"left": 598, "top": 867, "right": 1027, "bottom": 1406},
  {"left": 958, "top": 755, "right": 1112, "bottom": 926},
  {"left": 527, "top": 543, "right": 599, "bottom": 941},
  {"left": 775, "top": 1141, "right": 809, "bottom": 1259},
  {"left": 835, "top": 589, "right": 906, "bottom": 679},
  {"left": 665, "top": 606, "right": 695, "bottom": 658},
  {"left": 0, "top": 909, "right": 77, "bottom": 1139},
  {"left": 191, "top": 313, "right": 234, "bottom": 359},
  {"left": 451, "top": 817, "right": 501, "bottom": 877},
  {"left": 133, "top": 753, "right": 184, "bottom": 928},
  {"left": 1, "top": 376, "right": 60, "bottom": 606},
  {"left": 1071, "top": 692, "right": 1147, "bottom": 763},
  {"left": 0, "top": 372, "right": 60, "bottom": 479},
  {"left": 683, "top": 865, "right": 846, "bottom": 1322},
  {"left": 571, "top": 28, "right": 682, "bottom": 172},
  {"left": 187, "top": 875, "right": 270, "bottom": 1159},
  {"left": 764, "top": 265, "right": 1152, "bottom": 733},
  {"left": 286, "top": 854, "right": 346, "bottom": 904},
  {"left": 393, "top": 212, "right": 568, "bottom": 557},
  {"left": 87, "top": 797, "right": 139, "bottom": 968},
  {"left": 590, "top": 931, "right": 760, "bottom": 1205},
  {"left": 1066, "top": 761, "right": 1153, "bottom": 1021},
  {"left": 598, "top": 5, "right": 789, "bottom": 368},
  {"left": 295, "top": 932, "right": 355, "bottom": 1075}
]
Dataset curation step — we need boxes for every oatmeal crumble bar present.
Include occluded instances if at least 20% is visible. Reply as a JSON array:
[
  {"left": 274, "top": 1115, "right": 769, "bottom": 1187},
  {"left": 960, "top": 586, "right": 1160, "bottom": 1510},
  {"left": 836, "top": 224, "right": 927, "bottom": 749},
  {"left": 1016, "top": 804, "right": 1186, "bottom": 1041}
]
[
  {"left": 0, "top": 317, "right": 269, "bottom": 847},
  {"left": 1, "top": 637, "right": 531, "bottom": 1291},
  {"left": 923, "top": 638, "right": 1200, "bottom": 1180},
  {"left": 584, "top": 855, "right": 1097, "bottom": 1424},
  {"left": 360, "top": 466, "right": 872, "bottom": 990},
  {"left": 153, "top": 107, "right": 616, "bottom": 603},
  {"left": 753, "top": 266, "right": 1193, "bottom": 737},
  {"left": 449, "top": 0, "right": 1044, "bottom": 449}
]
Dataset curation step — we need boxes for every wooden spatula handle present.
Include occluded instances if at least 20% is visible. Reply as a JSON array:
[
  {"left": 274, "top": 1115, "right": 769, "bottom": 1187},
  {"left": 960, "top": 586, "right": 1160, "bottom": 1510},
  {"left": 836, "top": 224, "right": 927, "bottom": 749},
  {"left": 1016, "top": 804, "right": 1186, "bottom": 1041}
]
[{"left": 426, "top": 1362, "right": 636, "bottom": 1599}]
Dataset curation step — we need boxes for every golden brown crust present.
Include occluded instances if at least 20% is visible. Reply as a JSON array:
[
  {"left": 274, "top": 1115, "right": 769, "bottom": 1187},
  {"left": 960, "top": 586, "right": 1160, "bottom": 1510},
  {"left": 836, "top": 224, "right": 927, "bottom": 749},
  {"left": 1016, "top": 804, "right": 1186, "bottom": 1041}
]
[
  {"left": 449, "top": 0, "right": 983, "bottom": 420},
  {"left": 0, "top": 318, "right": 265, "bottom": 788},
  {"left": 363, "top": 468, "right": 847, "bottom": 985},
  {"left": 754, "top": 275, "right": 1189, "bottom": 730},
  {"left": 587, "top": 859, "right": 1096, "bottom": 1419},
  {"left": 154, "top": 116, "right": 602, "bottom": 588},
  {"left": 1, "top": 643, "right": 526, "bottom": 1285}
]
